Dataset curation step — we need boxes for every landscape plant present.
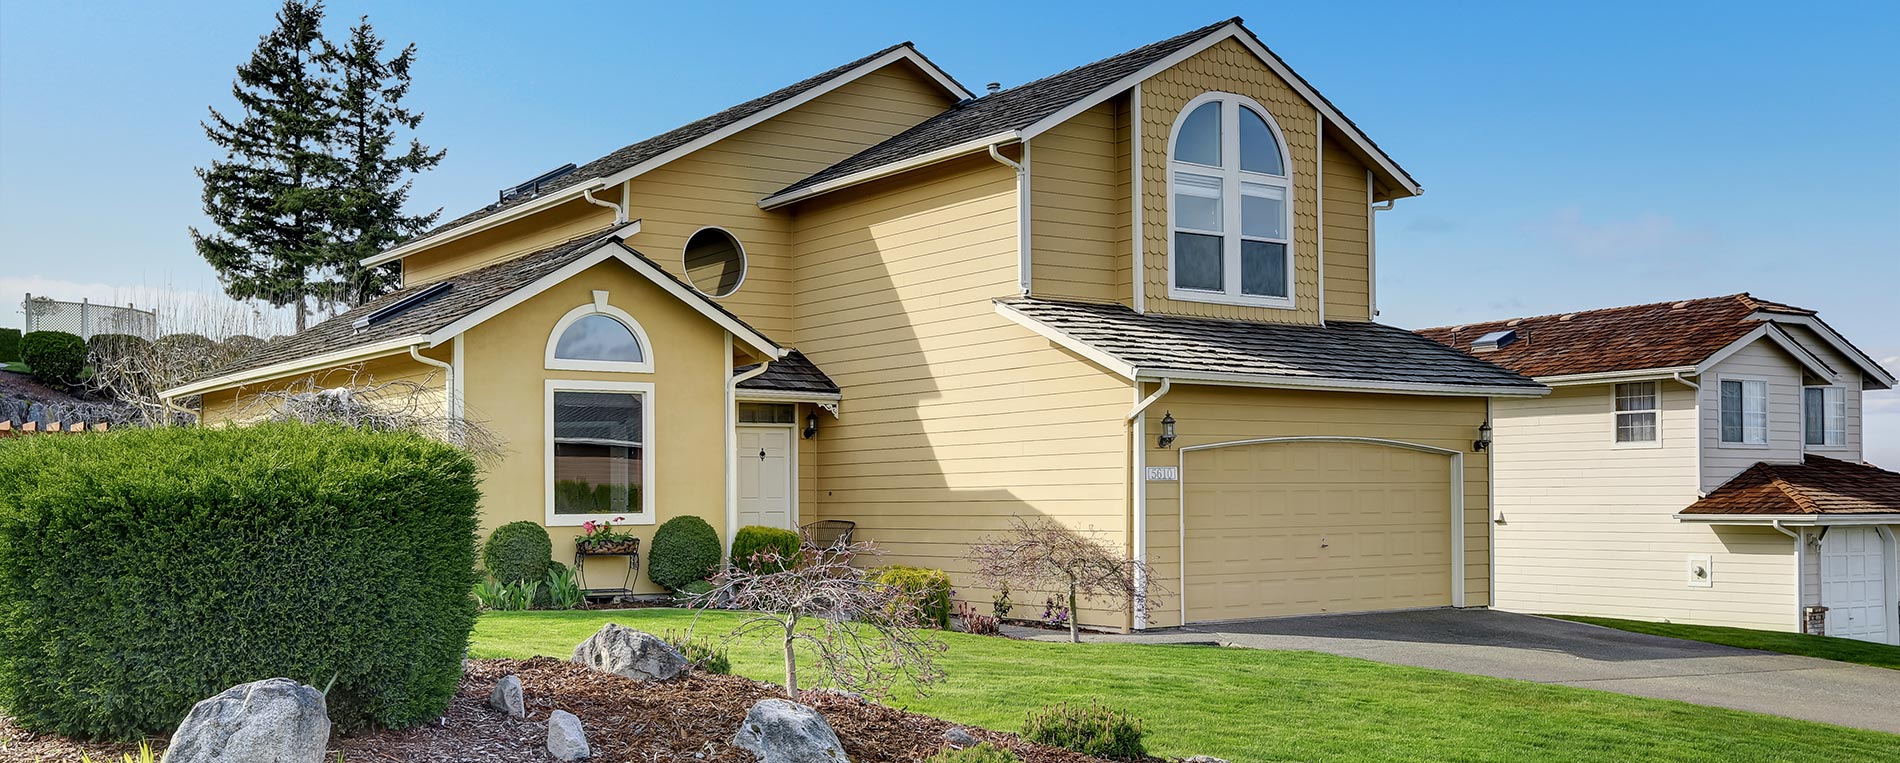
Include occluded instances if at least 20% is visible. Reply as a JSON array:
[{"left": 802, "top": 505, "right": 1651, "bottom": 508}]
[
  {"left": 20, "top": 330, "right": 85, "bottom": 386},
  {"left": 661, "top": 629, "right": 732, "bottom": 675},
  {"left": 966, "top": 516, "right": 1158, "bottom": 643},
  {"left": 0, "top": 327, "right": 20, "bottom": 362},
  {"left": 730, "top": 524, "right": 801, "bottom": 572},
  {"left": 925, "top": 743, "right": 1021, "bottom": 763},
  {"left": 1022, "top": 701, "right": 1146, "bottom": 759},
  {"left": 576, "top": 515, "right": 638, "bottom": 552},
  {"left": 482, "top": 521, "right": 553, "bottom": 586},
  {"left": 545, "top": 564, "right": 583, "bottom": 610},
  {"left": 955, "top": 601, "right": 1001, "bottom": 636},
  {"left": 876, "top": 565, "right": 954, "bottom": 629},
  {"left": 648, "top": 515, "right": 721, "bottom": 591}
]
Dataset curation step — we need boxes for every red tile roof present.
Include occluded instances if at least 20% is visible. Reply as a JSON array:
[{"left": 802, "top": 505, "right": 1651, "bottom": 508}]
[
  {"left": 1415, "top": 294, "right": 1812, "bottom": 379},
  {"left": 1682, "top": 455, "right": 1900, "bottom": 516}
]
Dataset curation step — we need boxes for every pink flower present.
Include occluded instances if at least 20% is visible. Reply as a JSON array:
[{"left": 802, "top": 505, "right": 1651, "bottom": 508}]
[
  {"left": 613, "top": 516, "right": 626, "bottom": 524},
  {"left": 582, "top": 521, "right": 597, "bottom": 534}
]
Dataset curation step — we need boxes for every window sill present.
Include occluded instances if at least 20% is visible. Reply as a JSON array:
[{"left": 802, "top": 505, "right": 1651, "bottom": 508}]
[
  {"left": 1805, "top": 444, "right": 1852, "bottom": 451},
  {"left": 547, "top": 513, "right": 656, "bottom": 527},
  {"left": 1166, "top": 288, "right": 1295, "bottom": 311},
  {"left": 1611, "top": 439, "right": 1664, "bottom": 450},
  {"left": 1714, "top": 441, "right": 1771, "bottom": 449}
]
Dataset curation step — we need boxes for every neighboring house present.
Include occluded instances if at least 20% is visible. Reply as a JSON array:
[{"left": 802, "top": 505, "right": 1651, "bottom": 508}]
[
  {"left": 163, "top": 18, "right": 1549, "bottom": 630},
  {"left": 1420, "top": 295, "right": 1899, "bottom": 644}
]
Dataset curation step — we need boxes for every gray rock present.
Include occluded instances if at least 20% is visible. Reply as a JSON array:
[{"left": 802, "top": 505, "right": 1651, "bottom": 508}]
[
  {"left": 570, "top": 623, "right": 688, "bottom": 682},
  {"left": 547, "top": 709, "right": 590, "bottom": 761},
  {"left": 941, "top": 726, "right": 979, "bottom": 748},
  {"left": 1182, "top": 757, "right": 1230, "bottom": 763},
  {"left": 732, "top": 699, "right": 849, "bottom": 763},
  {"left": 159, "top": 678, "right": 329, "bottom": 763},
  {"left": 489, "top": 674, "right": 525, "bottom": 719}
]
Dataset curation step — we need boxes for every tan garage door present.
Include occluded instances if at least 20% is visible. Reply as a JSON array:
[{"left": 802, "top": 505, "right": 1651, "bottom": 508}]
[{"left": 1182, "top": 440, "right": 1454, "bottom": 623}]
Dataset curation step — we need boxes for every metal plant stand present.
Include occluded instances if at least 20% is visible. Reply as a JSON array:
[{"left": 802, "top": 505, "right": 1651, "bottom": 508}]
[{"left": 574, "top": 538, "right": 640, "bottom": 601}]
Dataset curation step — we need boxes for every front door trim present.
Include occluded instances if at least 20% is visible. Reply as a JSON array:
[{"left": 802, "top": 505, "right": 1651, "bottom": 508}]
[{"left": 1176, "top": 436, "right": 1466, "bottom": 624}]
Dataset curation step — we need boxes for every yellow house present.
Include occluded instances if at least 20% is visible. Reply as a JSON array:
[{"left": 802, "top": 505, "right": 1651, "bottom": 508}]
[{"left": 165, "top": 18, "right": 1551, "bottom": 629}]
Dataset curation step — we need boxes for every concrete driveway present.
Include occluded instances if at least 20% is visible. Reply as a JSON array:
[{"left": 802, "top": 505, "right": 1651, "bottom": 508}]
[{"left": 1019, "top": 609, "right": 1900, "bottom": 734}]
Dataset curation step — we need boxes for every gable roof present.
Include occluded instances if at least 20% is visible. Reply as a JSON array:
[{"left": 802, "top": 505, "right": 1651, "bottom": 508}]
[
  {"left": 1681, "top": 455, "right": 1900, "bottom": 517},
  {"left": 996, "top": 298, "right": 1544, "bottom": 397},
  {"left": 736, "top": 350, "right": 840, "bottom": 397},
  {"left": 362, "top": 43, "right": 971, "bottom": 268},
  {"left": 762, "top": 17, "right": 1419, "bottom": 208},
  {"left": 166, "top": 223, "right": 782, "bottom": 398}
]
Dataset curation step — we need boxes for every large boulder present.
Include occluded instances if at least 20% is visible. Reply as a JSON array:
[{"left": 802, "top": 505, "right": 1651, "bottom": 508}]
[
  {"left": 570, "top": 623, "right": 688, "bottom": 681},
  {"left": 489, "top": 674, "right": 526, "bottom": 719},
  {"left": 547, "top": 709, "right": 590, "bottom": 761},
  {"left": 159, "top": 678, "right": 329, "bottom": 763},
  {"left": 732, "top": 699, "right": 850, "bottom": 763}
]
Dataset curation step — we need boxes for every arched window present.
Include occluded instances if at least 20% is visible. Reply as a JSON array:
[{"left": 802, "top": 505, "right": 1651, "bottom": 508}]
[
  {"left": 545, "top": 291, "right": 654, "bottom": 372},
  {"left": 1167, "top": 92, "right": 1293, "bottom": 307}
]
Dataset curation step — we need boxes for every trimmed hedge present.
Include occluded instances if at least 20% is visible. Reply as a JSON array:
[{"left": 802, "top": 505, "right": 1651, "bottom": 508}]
[
  {"left": 0, "top": 328, "right": 19, "bottom": 362},
  {"left": 730, "top": 525, "right": 800, "bottom": 572},
  {"left": 482, "top": 521, "right": 552, "bottom": 586},
  {"left": 877, "top": 565, "right": 953, "bottom": 629},
  {"left": 20, "top": 331, "right": 84, "bottom": 385},
  {"left": 648, "top": 515, "right": 721, "bottom": 591},
  {"left": 0, "top": 423, "right": 481, "bottom": 740}
]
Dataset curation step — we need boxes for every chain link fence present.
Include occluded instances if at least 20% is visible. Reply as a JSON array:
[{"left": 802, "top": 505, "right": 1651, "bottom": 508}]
[{"left": 22, "top": 294, "right": 158, "bottom": 340}]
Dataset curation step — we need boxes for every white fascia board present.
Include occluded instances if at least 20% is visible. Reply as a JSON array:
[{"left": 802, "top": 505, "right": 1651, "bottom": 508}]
[
  {"left": 1142, "top": 370, "right": 1550, "bottom": 398},
  {"left": 734, "top": 389, "right": 844, "bottom": 404},
  {"left": 758, "top": 131, "right": 1020, "bottom": 209},
  {"left": 1535, "top": 367, "right": 1700, "bottom": 386},
  {"left": 1755, "top": 313, "right": 1897, "bottom": 389},
  {"left": 1016, "top": 23, "right": 1421, "bottom": 197},
  {"left": 1694, "top": 324, "right": 1837, "bottom": 381},
  {"left": 993, "top": 302, "right": 1138, "bottom": 379},
  {"left": 1675, "top": 513, "right": 1900, "bottom": 526},
  {"left": 160, "top": 336, "right": 427, "bottom": 398},
  {"left": 360, "top": 178, "right": 610, "bottom": 267}
]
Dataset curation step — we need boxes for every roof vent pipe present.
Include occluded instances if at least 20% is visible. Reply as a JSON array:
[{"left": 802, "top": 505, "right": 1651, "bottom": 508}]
[{"left": 986, "top": 82, "right": 1001, "bottom": 94}]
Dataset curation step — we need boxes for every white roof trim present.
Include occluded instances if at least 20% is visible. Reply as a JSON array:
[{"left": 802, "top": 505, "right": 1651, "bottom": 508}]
[
  {"left": 1695, "top": 323, "right": 1836, "bottom": 381},
  {"left": 160, "top": 336, "right": 427, "bottom": 399},
  {"left": 1016, "top": 22, "right": 1420, "bottom": 197},
  {"left": 1534, "top": 367, "right": 1699, "bottom": 386},
  {"left": 758, "top": 131, "right": 1021, "bottom": 209},
  {"left": 1753, "top": 312, "right": 1896, "bottom": 389},
  {"left": 362, "top": 46, "right": 969, "bottom": 267},
  {"left": 734, "top": 389, "right": 844, "bottom": 403},
  {"left": 1676, "top": 513, "right": 1900, "bottom": 526}
]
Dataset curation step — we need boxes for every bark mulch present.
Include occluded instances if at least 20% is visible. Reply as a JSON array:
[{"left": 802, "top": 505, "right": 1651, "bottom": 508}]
[{"left": 1, "top": 658, "right": 1135, "bottom": 763}]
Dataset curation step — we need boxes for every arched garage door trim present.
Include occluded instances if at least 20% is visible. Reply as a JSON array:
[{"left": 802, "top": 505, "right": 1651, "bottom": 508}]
[{"left": 1176, "top": 436, "right": 1467, "bottom": 624}]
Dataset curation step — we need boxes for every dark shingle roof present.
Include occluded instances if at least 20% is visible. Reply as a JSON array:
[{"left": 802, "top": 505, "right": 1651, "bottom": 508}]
[
  {"left": 999, "top": 297, "right": 1542, "bottom": 392},
  {"left": 736, "top": 350, "right": 839, "bottom": 395},
  {"left": 1682, "top": 455, "right": 1900, "bottom": 516},
  {"left": 1416, "top": 294, "right": 1814, "bottom": 379}
]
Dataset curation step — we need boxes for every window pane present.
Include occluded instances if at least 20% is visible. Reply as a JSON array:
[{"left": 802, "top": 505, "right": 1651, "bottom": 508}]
[
  {"left": 1239, "top": 106, "right": 1284, "bottom": 175},
  {"left": 1804, "top": 388, "right": 1825, "bottom": 445},
  {"left": 555, "top": 314, "right": 644, "bottom": 362},
  {"left": 1173, "top": 232, "right": 1223, "bottom": 291},
  {"left": 1240, "top": 240, "right": 1287, "bottom": 298},
  {"left": 1615, "top": 382, "right": 1657, "bottom": 412},
  {"left": 1174, "top": 101, "right": 1221, "bottom": 166},
  {"left": 1616, "top": 412, "right": 1657, "bottom": 443},
  {"left": 1743, "top": 380, "right": 1768, "bottom": 444},
  {"left": 1242, "top": 183, "right": 1286, "bottom": 239},
  {"left": 553, "top": 391, "right": 643, "bottom": 515},
  {"left": 1720, "top": 380, "right": 1743, "bottom": 443},
  {"left": 1172, "top": 172, "right": 1223, "bottom": 232},
  {"left": 738, "top": 402, "right": 795, "bottom": 424},
  {"left": 1827, "top": 388, "right": 1847, "bottom": 445}
]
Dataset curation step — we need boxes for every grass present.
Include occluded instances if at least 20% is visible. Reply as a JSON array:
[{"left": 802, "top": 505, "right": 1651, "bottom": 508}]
[
  {"left": 474, "top": 610, "right": 1898, "bottom": 762},
  {"left": 1551, "top": 615, "right": 1900, "bottom": 670}
]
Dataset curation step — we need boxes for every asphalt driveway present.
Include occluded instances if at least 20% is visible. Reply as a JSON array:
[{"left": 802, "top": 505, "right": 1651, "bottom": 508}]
[{"left": 1018, "top": 608, "right": 1900, "bottom": 734}]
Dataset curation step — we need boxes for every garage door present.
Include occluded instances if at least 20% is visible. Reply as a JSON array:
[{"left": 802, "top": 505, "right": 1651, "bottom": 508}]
[{"left": 1182, "top": 439, "right": 1456, "bottom": 623}]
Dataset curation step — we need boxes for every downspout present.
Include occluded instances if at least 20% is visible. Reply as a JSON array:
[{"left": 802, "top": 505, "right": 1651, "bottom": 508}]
[
  {"left": 409, "top": 344, "right": 454, "bottom": 429},
  {"left": 989, "top": 143, "right": 1031, "bottom": 296},
  {"left": 582, "top": 187, "right": 629, "bottom": 224},
  {"left": 1126, "top": 376, "right": 1170, "bottom": 630},
  {"left": 726, "top": 336, "right": 774, "bottom": 559},
  {"left": 1672, "top": 371, "right": 1705, "bottom": 496},
  {"left": 1368, "top": 186, "right": 1394, "bottom": 317},
  {"left": 1771, "top": 518, "right": 1804, "bottom": 632},
  {"left": 1486, "top": 396, "right": 1497, "bottom": 609},
  {"left": 1314, "top": 114, "right": 1325, "bottom": 326}
]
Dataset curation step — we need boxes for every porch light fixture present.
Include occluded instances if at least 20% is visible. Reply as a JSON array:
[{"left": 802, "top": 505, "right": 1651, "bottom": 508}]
[
  {"left": 803, "top": 412, "right": 819, "bottom": 440},
  {"left": 1474, "top": 421, "right": 1492, "bottom": 452},
  {"left": 1158, "top": 411, "right": 1177, "bottom": 449}
]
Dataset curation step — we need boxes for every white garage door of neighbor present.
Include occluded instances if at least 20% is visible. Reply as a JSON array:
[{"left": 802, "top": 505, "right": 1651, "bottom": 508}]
[
  {"left": 1182, "top": 439, "right": 1456, "bottom": 624},
  {"left": 1822, "top": 526, "right": 1891, "bottom": 644}
]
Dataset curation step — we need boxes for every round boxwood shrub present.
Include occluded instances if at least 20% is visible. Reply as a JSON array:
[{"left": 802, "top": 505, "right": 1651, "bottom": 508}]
[
  {"left": 730, "top": 525, "right": 801, "bottom": 572},
  {"left": 876, "top": 565, "right": 954, "bottom": 629},
  {"left": 20, "top": 330, "right": 85, "bottom": 385},
  {"left": 648, "top": 515, "right": 721, "bottom": 591},
  {"left": 482, "top": 521, "right": 553, "bottom": 586},
  {"left": 0, "top": 422, "right": 481, "bottom": 740}
]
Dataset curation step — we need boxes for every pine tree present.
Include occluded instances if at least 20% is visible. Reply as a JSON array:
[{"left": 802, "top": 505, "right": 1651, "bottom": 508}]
[
  {"left": 192, "top": 0, "right": 338, "bottom": 332},
  {"left": 321, "top": 16, "right": 445, "bottom": 307}
]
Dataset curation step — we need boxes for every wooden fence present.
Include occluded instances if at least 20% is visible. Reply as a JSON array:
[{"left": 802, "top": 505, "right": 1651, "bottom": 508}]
[{"left": 0, "top": 420, "right": 110, "bottom": 436}]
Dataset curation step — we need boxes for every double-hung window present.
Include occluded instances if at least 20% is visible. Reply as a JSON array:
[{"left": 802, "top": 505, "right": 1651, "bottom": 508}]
[
  {"left": 1613, "top": 381, "right": 1659, "bottom": 444},
  {"left": 1718, "top": 379, "right": 1768, "bottom": 445},
  {"left": 1168, "top": 93, "right": 1294, "bottom": 307},
  {"left": 1803, "top": 386, "right": 1846, "bottom": 447},
  {"left": 547, "top": 381, "right": 655, "bottom": 525}
]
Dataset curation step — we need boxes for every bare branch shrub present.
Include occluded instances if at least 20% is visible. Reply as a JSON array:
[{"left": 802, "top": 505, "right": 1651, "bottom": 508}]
[
  {"left": 690, "top": 542, "right": 946, "bottom": 699},
  {"left": 229, "top": 365, "right": 504, "bottom": 463},
  {"left": 965, "top": 516, "right": 1161, "bottom": 643},
  {"left": 83, "top": 288, "right": 292, "bottom": 427}
]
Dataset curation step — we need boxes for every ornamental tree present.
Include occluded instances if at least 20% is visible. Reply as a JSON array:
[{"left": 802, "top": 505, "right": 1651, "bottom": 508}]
[{"left": 965, "top": 516, "right": 1160, "bottom": 643}]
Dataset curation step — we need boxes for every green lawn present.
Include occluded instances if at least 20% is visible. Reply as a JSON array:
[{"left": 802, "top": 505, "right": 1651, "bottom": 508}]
[
  {"left": 1551, "top": 615, "right": 1900, "bottom": 670},
  {"left": 474, "top": 610, "right": 1897, "bottom": 762}
]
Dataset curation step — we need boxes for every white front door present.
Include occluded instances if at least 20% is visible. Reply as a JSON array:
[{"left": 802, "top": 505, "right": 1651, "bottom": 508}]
[
  {"left": 737, "top": 426, "right": 793, "bottom": 530},
  {"left": 1822, "top": 527, "right": 1891, "bottom": 643}
]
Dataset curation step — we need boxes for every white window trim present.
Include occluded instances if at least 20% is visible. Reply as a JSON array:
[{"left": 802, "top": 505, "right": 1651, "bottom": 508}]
[
  {"left": 1715, "top": 376, "right": 1771, "bottom": 448},
  {"left": 545, "top": 378, "right": 657, "bottom": 527},
  {"left": 544, "top": 290, "right": 655, "bottom": 373},
  {"left": 1803, "top": 384, "right": 1849, "bottom": 450},
  {"left": 1611, "top": 380, "right": 1663, "bottom": 449},
  {"left": 1165, "top": 91, "right": 1296, "bottom": 310},
  {"left": 682, "top": 226, "right": 748, "bottom": 299}
]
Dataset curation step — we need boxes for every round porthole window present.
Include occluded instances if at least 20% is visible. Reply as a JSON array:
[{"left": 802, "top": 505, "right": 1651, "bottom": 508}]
[{"left": 683, "top": 227, "right": 746, "bottom": 298}]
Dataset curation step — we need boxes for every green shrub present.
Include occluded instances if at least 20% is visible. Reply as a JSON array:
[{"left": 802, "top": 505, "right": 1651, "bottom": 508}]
[
  {"left": 0, "top": 328, "right": 20, "bottom": 362},
  {"left": 482, "top": 521, "right": 552, "bottom": 586},
  {"left": 20, "top": 331, "right": 84, "bottom": 385},
  {"left": 1022, "top": 702, "right": 1145, "bottom": 759},
  {"left": 661, "top": 630, "right": 731, "bottom": 675},
  {"left": 0, "top": 423, "right": 481, "bottom": 740},
  {"left": 926, "top": 743, "right": 1021, "bottom": 763},
  {"left": 648, "top": 515, "right": 721, "bottom": 591},
  {"left": 730, "top": 525, "right": 801, "bottom": 572},
  {"left": 877, "top": 565, "right": 953, "bottom": 628}
]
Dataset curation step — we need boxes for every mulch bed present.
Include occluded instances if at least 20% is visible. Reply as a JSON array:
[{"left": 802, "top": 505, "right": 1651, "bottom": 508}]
[{"left": 2, "top": 658, "right": 1135, "bottom": 763}]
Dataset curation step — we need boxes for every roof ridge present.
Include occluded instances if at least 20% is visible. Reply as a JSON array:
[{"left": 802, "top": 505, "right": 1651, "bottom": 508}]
[
  {"left": 1419, "top": 294, "right": 1757, "bottom": 333},
  {"left": 1762, "top": 468, "right": 1823, "bottom": 515},
  {"left": 982, "top": 17, "right": 1238, "bottom": 98}
]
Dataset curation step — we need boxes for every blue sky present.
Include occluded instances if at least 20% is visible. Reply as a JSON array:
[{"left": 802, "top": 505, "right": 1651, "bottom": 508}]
[{"left": 1, "top": 1, "right": 1895, "bottom": 459}]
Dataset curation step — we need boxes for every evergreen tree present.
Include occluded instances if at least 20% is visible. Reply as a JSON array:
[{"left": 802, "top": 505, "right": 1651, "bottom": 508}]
[
  {"left": 321, "top": 16, "right": 445, "bottom": 307},
  {"left": 192, "top": 0, "right": 337, "bottom": 332}
]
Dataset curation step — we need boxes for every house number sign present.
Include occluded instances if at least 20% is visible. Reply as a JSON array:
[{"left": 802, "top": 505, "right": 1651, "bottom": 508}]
[{"left": 1145, "top": 466, "right": 1178, "bottom": 481}]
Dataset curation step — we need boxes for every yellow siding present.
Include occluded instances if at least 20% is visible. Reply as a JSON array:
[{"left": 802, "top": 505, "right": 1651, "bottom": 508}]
[
  {"left": 1030, "top": 97, "right": 1130, "bottom": 304},
  {"left": 1492, "top": 383, "right": 1799, "bottom": 630},
  {"left": 197, "top": 349, "right": 449, "bottom": 426},
  {"left": 1140, "top": 384, "right": 1493, "bottom": 628},
  {"left": 789, "top": 155, "right": 1136, "bottom": 628},
  {"left": 1320, "top": 139, "right": 1372, "bottom": 322},
  {"left": 402, "top": 193, "right": 621, "bottom": 288}
]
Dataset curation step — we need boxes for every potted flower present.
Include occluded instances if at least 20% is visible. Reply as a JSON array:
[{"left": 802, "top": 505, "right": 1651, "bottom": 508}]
[{"left": 576, "top": 516, "right": 640, "bottom": 555}]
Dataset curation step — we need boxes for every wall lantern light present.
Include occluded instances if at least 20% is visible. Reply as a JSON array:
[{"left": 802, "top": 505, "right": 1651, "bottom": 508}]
[
  {"left": 1474, "top": 421, "right": 1492, "bottom": 452},
  {"left": 803, "top": 412, "right": 819, "bottom": 440},
  {"left": 1158, "top": 411, "right": 1177, "bottom": 449}
]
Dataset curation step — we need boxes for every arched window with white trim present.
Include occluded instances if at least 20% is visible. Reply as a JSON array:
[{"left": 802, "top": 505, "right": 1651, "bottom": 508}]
[
  {"left": 1167, "top": 92, "right": 1294, "bottom": 307},
  {"left": 545, "top": 291, "right": 654, "bottom": 373}
]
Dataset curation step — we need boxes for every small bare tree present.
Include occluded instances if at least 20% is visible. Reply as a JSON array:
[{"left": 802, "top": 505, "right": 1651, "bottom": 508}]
[
  {"left": 230, "top": 365, "right": 503, "bottom": 463},
  {"left": 966, "top": 516, "right": 1160, "bottom": 643},
  {"left": 690, "top": 542, "right": 945, "bottom": 699}
]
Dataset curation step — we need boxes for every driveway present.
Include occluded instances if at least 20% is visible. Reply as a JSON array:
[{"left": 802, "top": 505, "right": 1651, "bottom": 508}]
[{"left": 1016, "top": 608, "right": 1900, "bottom": 734}]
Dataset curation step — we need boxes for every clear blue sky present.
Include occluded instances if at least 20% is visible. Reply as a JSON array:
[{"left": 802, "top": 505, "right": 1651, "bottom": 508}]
[{"left": 2, "top": 1, "right": 1895, "bottom": 458}]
